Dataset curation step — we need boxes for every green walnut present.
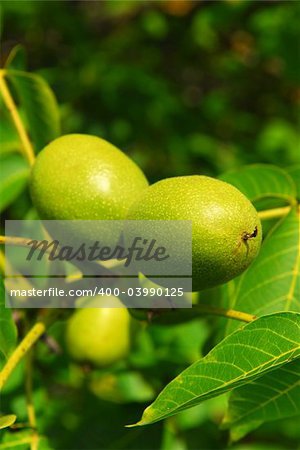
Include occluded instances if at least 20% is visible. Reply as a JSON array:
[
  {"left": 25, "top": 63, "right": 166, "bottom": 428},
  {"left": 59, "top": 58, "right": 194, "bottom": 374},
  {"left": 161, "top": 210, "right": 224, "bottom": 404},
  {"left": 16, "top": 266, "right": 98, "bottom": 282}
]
[
  {"left": 65, "top": 296, "right": 131, "bottom": 367},
  {"left": 30, "top": 134, "right": 148, "bottom": 221},
  {"left": 127, "top": 176, "right": 262, "bottom": 291}
]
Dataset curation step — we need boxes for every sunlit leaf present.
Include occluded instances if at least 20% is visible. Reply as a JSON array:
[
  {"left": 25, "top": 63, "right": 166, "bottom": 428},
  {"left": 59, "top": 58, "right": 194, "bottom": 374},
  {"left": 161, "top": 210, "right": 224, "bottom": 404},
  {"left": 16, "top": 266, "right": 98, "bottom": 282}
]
[{"left": 130, "top": 312, "right": 300, "bottom": 426}]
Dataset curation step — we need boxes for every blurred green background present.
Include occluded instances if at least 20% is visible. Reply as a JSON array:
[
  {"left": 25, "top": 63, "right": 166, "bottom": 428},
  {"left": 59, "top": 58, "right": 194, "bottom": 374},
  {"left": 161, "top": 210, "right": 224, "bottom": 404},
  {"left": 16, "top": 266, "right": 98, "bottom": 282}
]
[{"left": 2, "top": 0, "right": 299, "bottom": 183}]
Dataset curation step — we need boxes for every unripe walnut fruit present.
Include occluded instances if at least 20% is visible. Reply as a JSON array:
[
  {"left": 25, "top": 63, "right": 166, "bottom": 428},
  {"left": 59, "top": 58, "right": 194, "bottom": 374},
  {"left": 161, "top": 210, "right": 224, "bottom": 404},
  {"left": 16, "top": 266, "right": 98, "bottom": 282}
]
[
  {"left": 127, "top": 176, "right": 262, "bottom": 291},
  {"left": 65, "top": 296, "right": 131, "bottom": 367}
]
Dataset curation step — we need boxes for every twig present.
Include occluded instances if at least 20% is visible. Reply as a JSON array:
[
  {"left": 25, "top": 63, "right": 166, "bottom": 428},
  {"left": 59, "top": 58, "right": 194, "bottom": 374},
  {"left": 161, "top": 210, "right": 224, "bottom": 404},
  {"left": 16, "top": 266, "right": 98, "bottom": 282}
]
[
  {"left": 0, "top": 70, "right": 35, "bottom": 166},
  {"left": 257, "top": 206, "right": 292, "bottom": 221},
  {"left": 0, "top": 235, "right": 34, "bottom": 248},
  {"left": 0, "top": 322, "right": 46, "bottom": 391},
  {"left": 0, "top": 234, "right": 115, "bottom": 277},
  {"left": 194, "top": 304, "right": 256, "bottom": 323}
]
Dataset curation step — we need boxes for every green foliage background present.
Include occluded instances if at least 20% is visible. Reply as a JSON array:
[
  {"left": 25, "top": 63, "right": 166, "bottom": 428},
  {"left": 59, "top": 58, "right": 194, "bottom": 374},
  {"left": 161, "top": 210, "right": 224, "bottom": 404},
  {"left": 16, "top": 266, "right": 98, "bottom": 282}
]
[
  {"left": 2, "top": 0, "right": 299, "bottom": 182},
  {"left": 0, "top": 2, "right": 300, "bottom": 450}
]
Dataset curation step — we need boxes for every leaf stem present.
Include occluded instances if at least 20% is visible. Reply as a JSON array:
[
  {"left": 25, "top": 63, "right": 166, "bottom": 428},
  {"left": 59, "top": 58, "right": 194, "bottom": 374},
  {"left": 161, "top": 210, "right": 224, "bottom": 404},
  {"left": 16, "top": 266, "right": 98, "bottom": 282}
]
[
  {"left": 0, "top": 235, "right": 36, "bottom": 248},
  {"left": 257, "top": 206, "right": 292, "bottom": 220},
  {"left": 194, "top": 304, "right": 256, "bottom": 323},
  {"left": 0, "top": 70, "right": 35, "bottom": 166},
  {"left": 0, "top": 322, "right": 45, "bottom": 392},
  {"left": 0, "top": 234, "right": 114, "bottom": 277}
]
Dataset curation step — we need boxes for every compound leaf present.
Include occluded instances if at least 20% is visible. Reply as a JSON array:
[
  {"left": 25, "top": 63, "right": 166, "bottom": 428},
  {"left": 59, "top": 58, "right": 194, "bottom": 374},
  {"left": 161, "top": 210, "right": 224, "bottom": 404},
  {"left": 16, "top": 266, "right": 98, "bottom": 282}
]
[{"left": 130, "top": 312, "right": 300, "bottom": 426}]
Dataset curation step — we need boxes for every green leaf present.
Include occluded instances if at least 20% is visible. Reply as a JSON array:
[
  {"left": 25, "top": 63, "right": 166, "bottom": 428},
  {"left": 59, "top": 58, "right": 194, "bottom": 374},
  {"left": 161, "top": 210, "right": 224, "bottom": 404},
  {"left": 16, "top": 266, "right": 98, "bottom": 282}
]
[
  {"left": 223, "top": 359, "right": 300, "bottom": 441},
  {"left": 220, "top": 164, "right": 297, "bottom": 209},
  {"left": 5, "top": 69, "right": 60, "bottom": 152},
  {"left": 0, "top": 153, "right": 29, "bottom": 212},
  {"left": 225, "top": 207, "right": 300, "bottom": 336},
  {"left": 129, "top": 312, "right": 300, "bottom": 426},
  {"left": 0, "top": 277, "right": 17, "bottom": 368},
  {"left": 0, "top": 415, "right": 17, "bottom": 430}
]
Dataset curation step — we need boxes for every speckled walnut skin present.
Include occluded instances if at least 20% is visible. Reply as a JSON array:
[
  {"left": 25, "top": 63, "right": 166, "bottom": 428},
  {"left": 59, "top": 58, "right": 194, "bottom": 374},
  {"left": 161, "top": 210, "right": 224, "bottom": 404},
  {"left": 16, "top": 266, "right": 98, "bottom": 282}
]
[
  {"left": 127, "top": 176, "right": 262, "bottom": 291},
  {"left": 30, "top": 134, "right": 149, "bottom": 247}
]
